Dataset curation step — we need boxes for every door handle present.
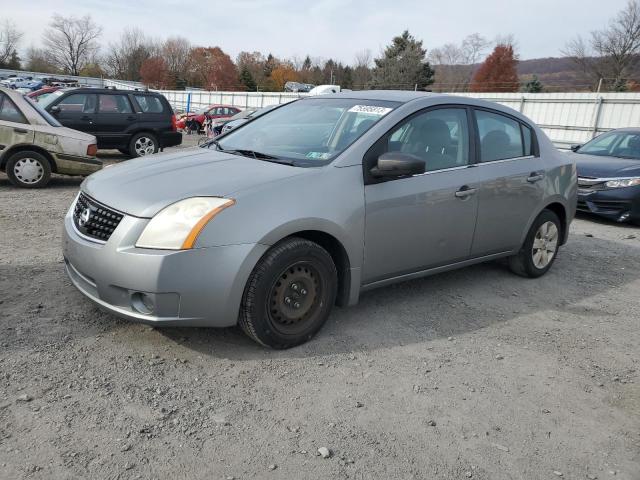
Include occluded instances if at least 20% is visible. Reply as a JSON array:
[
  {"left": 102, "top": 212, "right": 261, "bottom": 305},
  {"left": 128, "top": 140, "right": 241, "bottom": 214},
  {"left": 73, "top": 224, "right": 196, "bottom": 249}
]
[
  {"left": 13, "top": 128, "right": 28, "bottom": 134},
  {"left": 455, "top": 186, "right": 477, "bottom": 199},
  {"left": 81, "top": 115, "right": 92, "bottom": 121},
  {"left": 127, "top": 116, "right": 136, "bottom": 121},
  {"left": 527, "top": 172, "right": 545, "bottom": 183}
]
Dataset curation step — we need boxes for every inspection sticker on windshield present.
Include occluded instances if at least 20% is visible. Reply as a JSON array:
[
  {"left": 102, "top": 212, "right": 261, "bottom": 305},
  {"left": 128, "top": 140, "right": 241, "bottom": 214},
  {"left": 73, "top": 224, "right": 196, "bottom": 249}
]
[
  {"left": 348, "top": 105, "right": 393, "bottom": 116},
  {"left": 306, "top": 152, "right": 332, "bottom": 159}
]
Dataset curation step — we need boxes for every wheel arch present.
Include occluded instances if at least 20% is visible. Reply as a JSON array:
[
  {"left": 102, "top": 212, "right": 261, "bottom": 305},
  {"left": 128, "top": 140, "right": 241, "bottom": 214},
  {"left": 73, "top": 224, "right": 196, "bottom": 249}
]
[
  {"left": 0, "top": 144, "right": 57, "bottom": 173},
  {"left": 544, "top": 201, "right": 569, "bottom": 245}
]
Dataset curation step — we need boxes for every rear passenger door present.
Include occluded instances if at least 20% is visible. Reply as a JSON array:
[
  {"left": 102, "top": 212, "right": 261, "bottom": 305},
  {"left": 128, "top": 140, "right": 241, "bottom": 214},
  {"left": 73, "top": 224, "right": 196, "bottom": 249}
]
[
  {"left": 470, "top": 108, "right": 545, "bottom": 256},
  {"left": 0, "top": 93, "right": 34, "bottom": 152},
  {"left": 92, "top": 93, "right": 136, "bottom": 148}
]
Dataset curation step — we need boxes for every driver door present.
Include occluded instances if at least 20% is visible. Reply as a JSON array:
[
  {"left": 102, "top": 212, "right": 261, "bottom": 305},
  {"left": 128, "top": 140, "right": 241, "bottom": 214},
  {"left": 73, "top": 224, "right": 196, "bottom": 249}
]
[{"left": 362, "top": 107, "right": 480, "bottom": 284}]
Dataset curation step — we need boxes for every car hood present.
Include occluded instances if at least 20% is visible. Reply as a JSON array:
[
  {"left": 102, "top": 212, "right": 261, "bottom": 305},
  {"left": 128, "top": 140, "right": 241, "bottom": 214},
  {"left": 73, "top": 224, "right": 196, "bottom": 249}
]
[
  {"left": 82, "top": 147, "right": 308, "bottom": 218},
  {"left": 570, "top": 152, "right": 640, "bottom": 178}
]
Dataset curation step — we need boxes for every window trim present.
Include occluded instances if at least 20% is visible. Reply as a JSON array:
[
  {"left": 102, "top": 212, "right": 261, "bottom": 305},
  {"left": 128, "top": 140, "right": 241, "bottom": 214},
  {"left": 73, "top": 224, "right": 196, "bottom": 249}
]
[
  {"left": 363, "top": 104, "right": 477, "bottom": 185},
  {"left": 55, "top": 92, "right": 98, "bottom": 114},
  {"left": 471, "top": 106, "right": 539, "bottom": 164}
]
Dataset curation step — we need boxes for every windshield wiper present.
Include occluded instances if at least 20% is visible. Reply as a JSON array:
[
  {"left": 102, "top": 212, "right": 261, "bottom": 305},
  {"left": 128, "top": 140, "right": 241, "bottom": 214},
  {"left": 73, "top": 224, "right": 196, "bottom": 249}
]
[{"left": 211, "top": 142, "right": 294, "bottom": 165}]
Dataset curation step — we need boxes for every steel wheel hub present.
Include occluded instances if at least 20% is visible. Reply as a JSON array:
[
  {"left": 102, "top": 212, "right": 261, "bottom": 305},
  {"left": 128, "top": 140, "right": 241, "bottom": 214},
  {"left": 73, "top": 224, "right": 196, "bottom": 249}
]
[
  {"left": 135, "top": 137, "right": 155, "bottom": 156},
  {"left": 269, "top": 264, "right": 320, "bottom": 331},
  {"left": 532, "top": 221, "right": 558, "bottom": 269},
  {"left": 14, "top": 158, "right": 44, "bottom": 184}
]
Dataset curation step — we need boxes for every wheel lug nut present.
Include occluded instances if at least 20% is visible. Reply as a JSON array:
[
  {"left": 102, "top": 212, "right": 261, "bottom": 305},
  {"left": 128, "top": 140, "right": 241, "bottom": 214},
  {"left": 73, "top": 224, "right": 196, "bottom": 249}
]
[
  {"left": 284, "top": 297, "right": 292, "bottom": 305},
  {"left": 294, "top": 302, "right": 301, "bottom": 309},
  {"left": 291, "top": 283, "right": 298, "bottom": 291},
  {"left": 300, "top": 289, "right": 307, "bottom": 295}
]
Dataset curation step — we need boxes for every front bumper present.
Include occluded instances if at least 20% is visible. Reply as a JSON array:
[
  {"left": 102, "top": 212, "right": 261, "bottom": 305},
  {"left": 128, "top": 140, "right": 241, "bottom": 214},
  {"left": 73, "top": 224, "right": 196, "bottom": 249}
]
[
  {"left": 577, "top": 185, "right": 640, "bottom": 223},
  {"left": 63, "top": 202, "right": 268, "bottom": 327}
]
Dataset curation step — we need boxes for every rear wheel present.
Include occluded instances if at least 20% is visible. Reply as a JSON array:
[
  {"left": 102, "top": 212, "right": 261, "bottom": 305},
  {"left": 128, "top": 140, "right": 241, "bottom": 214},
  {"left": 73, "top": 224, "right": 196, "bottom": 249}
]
[
  {"left": 239, "top": 238, "right": 337, "bottom": 349},
  {"left": 129, "top": 133, "right": 159, "bottom": 157},
  {"left": 509, "top": 209, "right": 561, "bottom": 278},
  {"left": 6, "top": 151, "right": 51, "bottom": 188}
]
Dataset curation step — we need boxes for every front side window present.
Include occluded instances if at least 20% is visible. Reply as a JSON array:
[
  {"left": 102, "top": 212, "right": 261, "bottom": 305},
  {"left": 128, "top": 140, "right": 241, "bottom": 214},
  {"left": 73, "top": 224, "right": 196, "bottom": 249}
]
[
  {"left": 387, "top": 108, "right": 470, "bottom": 172},
  {"left": 0, "top": 95, "right": 27, "bottom": 124},
  {"left": 57, "top": 93, "right": 96, "bottom": 113},
  {"left": 213, "top": 98, "right": 400, "bottom": 166},
  {"left": 98, "top": 94, "right": 133, "bottom": 113},
  {"left": 476, "top": 110, "right": 526, "bottom": 162}
]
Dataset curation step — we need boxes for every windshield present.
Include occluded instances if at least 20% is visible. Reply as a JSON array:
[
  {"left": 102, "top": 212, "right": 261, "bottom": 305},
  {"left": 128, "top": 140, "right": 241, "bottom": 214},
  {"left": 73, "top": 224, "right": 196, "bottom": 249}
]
[
  {"left": 38, "top": 89, "right": 66, "bottom": 109},
  {"left": 212, "top": 98, "right": 399, "bottom": 165},
  {"left": 578, "top": 131, "right": 640, "bottom": 160},
  {"left": 25, "top": 97, "right": 62, "bottom": 127}
]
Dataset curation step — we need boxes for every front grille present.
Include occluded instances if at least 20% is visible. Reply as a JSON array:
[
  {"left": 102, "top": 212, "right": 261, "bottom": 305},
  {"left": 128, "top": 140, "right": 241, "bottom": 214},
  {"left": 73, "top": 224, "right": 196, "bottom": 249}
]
[
  {"left": 73, "top": 193, "right": 123, "bottom": 242},
  {"left": 577, "top": 176, "right": 606, "bottom": 191}
]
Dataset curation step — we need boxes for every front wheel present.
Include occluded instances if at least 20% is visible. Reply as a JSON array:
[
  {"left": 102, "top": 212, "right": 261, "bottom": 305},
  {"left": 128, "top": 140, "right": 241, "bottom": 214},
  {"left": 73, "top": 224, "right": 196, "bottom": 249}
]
[
  {"left": 129, "top": 133, "right": 159, "bottom": 158},
  {"left": 239, "top": 238, "right": 337, "bottom": 349},
  {"left": 5, "top": 151, "right": 51, "bottom": 188},
  {"left": 509, "top": 209, "right": 561, "bottom": 278}
]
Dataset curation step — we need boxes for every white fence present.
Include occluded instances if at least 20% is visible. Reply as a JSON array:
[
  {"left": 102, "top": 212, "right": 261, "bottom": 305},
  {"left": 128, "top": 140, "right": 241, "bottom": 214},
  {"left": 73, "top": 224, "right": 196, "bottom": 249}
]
[{"left": 102, "top": 79, "right": 640, "bottom": 148}]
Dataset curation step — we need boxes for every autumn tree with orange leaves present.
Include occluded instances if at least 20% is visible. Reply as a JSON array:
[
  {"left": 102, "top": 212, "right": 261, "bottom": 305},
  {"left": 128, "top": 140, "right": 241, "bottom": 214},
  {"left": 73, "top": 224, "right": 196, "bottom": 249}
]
[
  {"left": 469, "top": 44, "right": 519, "bottom": 92},
  {"left": 189, "top": 46, "right": 237, "bottom": 90},
  {"left": 139, "top": 56, "right": 169, "bottom": 88}
]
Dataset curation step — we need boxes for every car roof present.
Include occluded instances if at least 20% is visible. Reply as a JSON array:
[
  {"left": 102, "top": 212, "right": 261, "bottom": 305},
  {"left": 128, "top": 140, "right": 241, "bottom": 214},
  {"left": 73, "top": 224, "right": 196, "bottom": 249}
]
[{"left": 316, "top": 90, "right": 444, "bottom": 103}]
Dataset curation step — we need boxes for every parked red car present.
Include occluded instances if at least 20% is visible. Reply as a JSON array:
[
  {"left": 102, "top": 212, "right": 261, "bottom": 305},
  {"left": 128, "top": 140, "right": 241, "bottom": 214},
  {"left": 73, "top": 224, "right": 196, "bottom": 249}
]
[
  {"left": 176, "top": 104, "right": 240, "bottom": 131},
  {"left": 27, "top": 86, "right": 63, "bottom": 102}
]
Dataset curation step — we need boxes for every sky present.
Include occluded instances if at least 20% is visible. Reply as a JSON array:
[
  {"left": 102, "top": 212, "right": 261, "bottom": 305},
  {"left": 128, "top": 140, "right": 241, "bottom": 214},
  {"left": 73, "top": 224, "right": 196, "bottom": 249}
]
[{"left": 1, "top": 0, "right": 631, "bottom": 64}]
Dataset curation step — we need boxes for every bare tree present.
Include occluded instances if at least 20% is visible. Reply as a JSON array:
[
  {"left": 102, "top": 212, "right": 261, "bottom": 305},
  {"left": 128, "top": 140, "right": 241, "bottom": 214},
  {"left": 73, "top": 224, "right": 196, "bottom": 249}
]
[
  {"left": 353, "top": 49, "right": 372, "bottom": 88},
  {"left": 104, "top": 28, "right": 157, "bottom": 81},
  {"left": 42, "top": 14, "right": 102, "bottom": 76},
  {"left": 0, "top": 20, "right": 23, "bottom": 66},
  {"left": 563, "top": 0, "right": 640, "bottom": 89},
  {"left": 429, "top": 34, "right": 490, "bottom": 91},
  {"left": 162, "top": 37, "right": 191, "bottom": 79},
  {"left": 25, "top": 46, "right": 59, "bottom": 73}
]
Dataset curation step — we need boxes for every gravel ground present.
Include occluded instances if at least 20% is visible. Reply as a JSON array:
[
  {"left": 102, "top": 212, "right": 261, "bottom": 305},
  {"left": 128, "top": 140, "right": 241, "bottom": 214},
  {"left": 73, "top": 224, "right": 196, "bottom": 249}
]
[{"left": 1, "top": 143, "right": 639, "bottom": 479}]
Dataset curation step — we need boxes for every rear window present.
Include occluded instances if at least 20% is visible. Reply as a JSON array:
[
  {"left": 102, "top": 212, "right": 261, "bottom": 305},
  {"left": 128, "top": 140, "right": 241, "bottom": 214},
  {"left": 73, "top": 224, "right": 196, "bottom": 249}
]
[
  {"left": 0, "top": 95, "right": 27, "bottom": 124},
  {"left": 134, "top": 95, "right": 165, "bottom": 113},
  {"left": 98, "top": 94, "right": 133, "bottom": 114}
]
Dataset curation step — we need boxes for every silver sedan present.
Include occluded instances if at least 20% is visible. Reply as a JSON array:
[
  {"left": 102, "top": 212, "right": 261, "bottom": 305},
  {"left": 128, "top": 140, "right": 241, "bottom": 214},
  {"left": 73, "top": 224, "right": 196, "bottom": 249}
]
[{"left": 63, "top": 91, "right": 577, "bottom": 348}]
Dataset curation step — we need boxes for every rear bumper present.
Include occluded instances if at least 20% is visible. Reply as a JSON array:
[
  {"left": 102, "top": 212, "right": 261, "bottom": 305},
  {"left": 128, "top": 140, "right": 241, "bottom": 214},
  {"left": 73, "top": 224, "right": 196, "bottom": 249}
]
[
  {"left": 160, "top": 131, "right": 182, "bottom": 148},
  {"left": 577, "top": 185, "right": 640, "bottom": 222},
  {"left": 62, "top": 202, "right": 268, "bottom": 327}
]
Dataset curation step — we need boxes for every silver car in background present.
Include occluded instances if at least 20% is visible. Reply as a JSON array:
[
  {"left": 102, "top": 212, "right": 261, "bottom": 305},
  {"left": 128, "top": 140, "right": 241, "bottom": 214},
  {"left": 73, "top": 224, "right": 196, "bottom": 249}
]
[{"left": 63, "top": 91, "right": 577, "bottom": 348}]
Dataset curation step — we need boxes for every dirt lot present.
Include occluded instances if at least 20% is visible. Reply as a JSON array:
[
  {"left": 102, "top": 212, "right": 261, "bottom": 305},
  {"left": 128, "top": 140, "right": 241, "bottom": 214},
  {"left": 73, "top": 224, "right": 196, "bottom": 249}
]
[{"left": 1, "top": 143, "right": 639, "bottom": 479}]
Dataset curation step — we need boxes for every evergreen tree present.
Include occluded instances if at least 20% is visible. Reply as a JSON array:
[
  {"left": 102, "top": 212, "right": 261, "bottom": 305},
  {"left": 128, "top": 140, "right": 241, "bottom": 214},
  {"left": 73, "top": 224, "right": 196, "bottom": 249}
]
[
  {"left": 372, "top": 30, "right": 435, "bottom": 90},
  {"left": 523, "top": 75, "right": 543, "bottom": 93},
  {"left": 239, "top": 66, "right": 257, "bottom": 91}
]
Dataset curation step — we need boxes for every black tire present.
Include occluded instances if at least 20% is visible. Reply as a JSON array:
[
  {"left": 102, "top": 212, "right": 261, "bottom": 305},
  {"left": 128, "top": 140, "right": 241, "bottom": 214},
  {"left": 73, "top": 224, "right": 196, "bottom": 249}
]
[
  {"left": 128, "top": 132, "right": 159, "bottom": 158},
  {"left": 5, "top": 151, "right": 51, "bottom": 188},
  {"left": 239, "top": 238, "right": 338, "bottom": 349},
  {"left": 118, "top": 147, "right": 130, "bottom": 156},
  {"left": 509, "top": 209, "right": 562, "bottom": 278}
]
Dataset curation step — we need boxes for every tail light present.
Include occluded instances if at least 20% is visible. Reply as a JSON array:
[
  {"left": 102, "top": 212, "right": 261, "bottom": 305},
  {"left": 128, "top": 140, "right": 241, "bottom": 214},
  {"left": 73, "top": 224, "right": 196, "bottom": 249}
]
[
  {"left": 171, "top": 114, "right": 177, "bottom": 132},
  {"left": 87, "top": 144, "right": 98, "bottom": 157}
]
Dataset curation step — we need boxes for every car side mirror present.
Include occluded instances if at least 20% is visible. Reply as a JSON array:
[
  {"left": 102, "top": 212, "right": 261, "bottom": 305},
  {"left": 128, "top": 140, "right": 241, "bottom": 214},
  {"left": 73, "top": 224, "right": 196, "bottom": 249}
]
[
  {"left": 50, "top": 105, "right": 61, "bottom": 114},
  {"left": 570, "top": 144, "right": 582, "bottom": 152},
  {"left": 370, "top": 152, "right": 426, "bottom": 178}
]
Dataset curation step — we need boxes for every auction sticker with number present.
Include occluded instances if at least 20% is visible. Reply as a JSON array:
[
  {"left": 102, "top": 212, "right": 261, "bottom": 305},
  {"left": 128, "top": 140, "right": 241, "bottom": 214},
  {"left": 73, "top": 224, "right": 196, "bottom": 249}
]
[{"left": 348, "top": 105, "right": 393, "bottom": 116}]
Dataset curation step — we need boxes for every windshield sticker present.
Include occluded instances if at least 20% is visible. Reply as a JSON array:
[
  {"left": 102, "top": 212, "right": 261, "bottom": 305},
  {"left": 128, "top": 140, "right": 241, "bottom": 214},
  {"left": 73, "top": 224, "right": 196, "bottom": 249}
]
[
  {"left": 348, "top": 105, "right": 393, "bottom": 116},
  {"left": 306, "top": 152, "right": 332, "bottom": 159}
]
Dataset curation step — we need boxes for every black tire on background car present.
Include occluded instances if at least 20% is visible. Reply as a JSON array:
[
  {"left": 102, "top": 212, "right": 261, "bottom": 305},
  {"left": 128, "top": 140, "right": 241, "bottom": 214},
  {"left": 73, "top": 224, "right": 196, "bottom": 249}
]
[
  {"left": 129, "top": 132, "right": 159, "bottom": 158},
  {"left": 118, "top": 147, "right": 130, "bottom": 156},
  {"left": 508, "top": 209, "right": 561, "bottom": 278},
  {"left": 5, "top": 150, "right": 52, "bottom": 188},
  {"left": 239, "top": 237, "right": 338, "bottom": 349}
]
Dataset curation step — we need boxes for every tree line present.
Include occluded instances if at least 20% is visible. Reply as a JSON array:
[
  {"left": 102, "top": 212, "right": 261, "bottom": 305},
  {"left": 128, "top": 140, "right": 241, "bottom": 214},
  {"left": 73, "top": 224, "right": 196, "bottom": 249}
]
[{"left": 1, "top": 1, "right": 640, "bottom": 92}]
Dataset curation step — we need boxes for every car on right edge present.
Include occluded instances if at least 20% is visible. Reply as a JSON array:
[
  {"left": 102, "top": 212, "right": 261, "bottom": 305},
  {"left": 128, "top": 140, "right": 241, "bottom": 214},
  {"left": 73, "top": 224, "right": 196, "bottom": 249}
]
[{"left": 569, "top": 128, "right": 640, "bottom": 225}]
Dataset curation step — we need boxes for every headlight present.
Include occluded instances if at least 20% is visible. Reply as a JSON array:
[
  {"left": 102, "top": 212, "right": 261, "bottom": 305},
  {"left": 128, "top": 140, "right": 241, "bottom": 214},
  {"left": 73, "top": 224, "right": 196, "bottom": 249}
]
[
  {"left": 605, "top": 178, "right": 640, "bottom": 188},
  {"left": 136, "top": 197, "right": 235, "bottom": 250}
]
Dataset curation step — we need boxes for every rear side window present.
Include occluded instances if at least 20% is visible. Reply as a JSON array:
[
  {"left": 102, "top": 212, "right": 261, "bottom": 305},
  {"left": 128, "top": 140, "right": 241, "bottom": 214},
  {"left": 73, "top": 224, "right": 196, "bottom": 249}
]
[
  {"left": 476, "top": 110, "right": 526, "bottom": 162},
  {"left": 0, "top": 95, "right": 27, "bottom": 124},
  {"left": 98, "top": 94, "right": 133, "bottom": 113},
  {"left": 57, "top": 93, "right": 96, "bottom": 113},
  {"left": 134, "top": 95, "right": 164, "bottom": 113}
]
